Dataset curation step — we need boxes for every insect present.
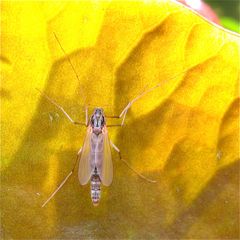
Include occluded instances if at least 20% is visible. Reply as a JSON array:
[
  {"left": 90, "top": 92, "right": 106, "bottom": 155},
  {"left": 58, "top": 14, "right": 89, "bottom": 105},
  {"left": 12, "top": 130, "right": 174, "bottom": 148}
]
[{"left": 38, "top": 33, "right": 187, "bottom": 207}]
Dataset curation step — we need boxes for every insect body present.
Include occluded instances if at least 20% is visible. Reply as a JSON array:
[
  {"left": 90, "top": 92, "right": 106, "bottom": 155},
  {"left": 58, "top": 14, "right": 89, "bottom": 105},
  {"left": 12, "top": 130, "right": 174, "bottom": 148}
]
[
  {"left": 79, "top": 108, "right": 113, "bottom": 206},
  {"left": 38, "top": 89, "right": 156, "bottom": 208},
  {"left": 39, "top": 33, "right": 188, "bottom": 208}
]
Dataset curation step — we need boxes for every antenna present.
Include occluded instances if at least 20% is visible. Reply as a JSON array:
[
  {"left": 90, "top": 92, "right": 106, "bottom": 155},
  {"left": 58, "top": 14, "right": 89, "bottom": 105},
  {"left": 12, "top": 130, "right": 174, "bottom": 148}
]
[
  {"left": 53, "top": 32, "right": 86, "bottom": 104},
  {"left": 133, "top": 68, "right": 191, "bottom": 102},
  {"left": 157, "top": 68, "right": 190, "bottom": 88},
  {"left": 53, "top": 32, "right": 81, "bottom": 84}
]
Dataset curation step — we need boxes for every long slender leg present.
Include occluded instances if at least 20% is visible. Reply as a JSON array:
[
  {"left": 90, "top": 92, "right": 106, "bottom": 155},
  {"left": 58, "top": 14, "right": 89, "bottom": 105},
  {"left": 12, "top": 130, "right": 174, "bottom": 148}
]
[
  {"left": 106, "top": 85, "right": 160, "bottom": 127},
  {"left": 105, "top": 116, "right": 121, "bottom": 127},
  {"left": 41, "top": 147, "right": 82, "bottom": 208},
  {"left": 107, "top": 124, "right": 122, "bottom": 127},
  {"left": 105, "top": 116, "right": 120, "bottom": 118},
  {"left": 107, "top": 70, "right": 189, "bottom": 126},
  {"left": 36, "top": 88, "right": 86, "bottom": 126},
  {"left": 119, "top": 85, "right": 161, "bottom": 126},
  {"left": 110, "top": 141, "right": 156, "bottom": 183},
  {"left": 118, "top": 70, "right": 189, "bottom": 124}
]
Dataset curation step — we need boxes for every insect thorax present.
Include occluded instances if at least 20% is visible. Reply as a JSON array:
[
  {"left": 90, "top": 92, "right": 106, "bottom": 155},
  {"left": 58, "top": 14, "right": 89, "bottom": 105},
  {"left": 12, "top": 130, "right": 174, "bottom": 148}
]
[{"left": 90, "top": 108, "right": 105, "bottom": 134}]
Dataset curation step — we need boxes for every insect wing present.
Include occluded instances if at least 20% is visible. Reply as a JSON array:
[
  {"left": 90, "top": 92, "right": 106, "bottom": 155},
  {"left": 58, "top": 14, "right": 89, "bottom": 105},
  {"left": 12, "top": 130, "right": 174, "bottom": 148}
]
[
  {"left": 99, "top": 128, "right": 113, "bottom": 186},
  {"left": 78, "top": 127, "right": 93, "bottom": 185}
]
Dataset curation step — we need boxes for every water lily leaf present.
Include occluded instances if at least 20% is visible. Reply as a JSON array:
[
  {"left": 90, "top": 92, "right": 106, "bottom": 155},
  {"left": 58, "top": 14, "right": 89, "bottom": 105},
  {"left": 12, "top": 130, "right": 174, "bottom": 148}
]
[{"left": 1, "top": 0, "right": 239, "bottom": 239}]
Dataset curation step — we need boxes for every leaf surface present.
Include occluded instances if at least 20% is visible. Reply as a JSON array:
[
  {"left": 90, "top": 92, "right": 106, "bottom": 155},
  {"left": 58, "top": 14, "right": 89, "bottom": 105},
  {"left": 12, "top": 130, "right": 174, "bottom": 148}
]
[{"left": 1, "top": 0, "right": 239, "bottom": 239}]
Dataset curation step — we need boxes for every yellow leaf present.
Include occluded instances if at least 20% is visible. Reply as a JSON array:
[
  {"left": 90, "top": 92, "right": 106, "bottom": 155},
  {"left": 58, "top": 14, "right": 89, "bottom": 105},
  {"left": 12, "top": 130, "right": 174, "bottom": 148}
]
[{"left": 1, "top": 0, "right": 239, "bottom": 239}]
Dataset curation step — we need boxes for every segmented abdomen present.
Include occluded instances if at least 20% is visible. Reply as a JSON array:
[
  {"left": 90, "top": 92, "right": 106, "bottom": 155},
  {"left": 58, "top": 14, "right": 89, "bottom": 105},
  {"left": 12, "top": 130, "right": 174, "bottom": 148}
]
[{"left": 91, "top": 170, "right": 101, "bottom": 206}]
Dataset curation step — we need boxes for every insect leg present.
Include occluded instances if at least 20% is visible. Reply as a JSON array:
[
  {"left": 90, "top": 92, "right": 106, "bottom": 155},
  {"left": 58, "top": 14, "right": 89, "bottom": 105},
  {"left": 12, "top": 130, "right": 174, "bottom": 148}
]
[
  {"left": 110, "top": 141, "right": 156, "bottom": 183},
  {"left": 41, "top": 147, "right": 82, "bottom": 208},
  {"left": 119, "top": 85, "right": 161, "bottom": 126},
  {"left": 105, "top": 115, "right": 122, "bottom": 127},
  {"left": 105, "top": 116, "right": 120, "bottom": 118},
  {"left": 36, "top": 88, "right": 86, "bottom": 126},
  {"left": 107, "top": 124, "right": 122, "bottom": 127},
  {"left": 106, "top": 85, "right": 160, "bottom": 126},
  {"left": 118, "top": 71, "right": 190, "bottom": 125}
]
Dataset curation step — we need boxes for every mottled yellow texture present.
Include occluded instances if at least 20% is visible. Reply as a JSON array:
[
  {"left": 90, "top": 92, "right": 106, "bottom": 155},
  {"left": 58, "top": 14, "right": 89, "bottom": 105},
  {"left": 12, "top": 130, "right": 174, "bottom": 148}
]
[{"left": 1, "top": 0, "right": 239, "bottom": 239}]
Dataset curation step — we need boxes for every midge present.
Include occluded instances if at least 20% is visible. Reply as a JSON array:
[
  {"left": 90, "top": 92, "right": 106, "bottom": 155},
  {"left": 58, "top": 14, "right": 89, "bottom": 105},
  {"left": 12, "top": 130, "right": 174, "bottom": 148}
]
[
  {"left": 38, "top": 33, "right": 185, "bottom": 207},
  {"left": 38, "top": 89, "right": 157, "bottom": 207}
]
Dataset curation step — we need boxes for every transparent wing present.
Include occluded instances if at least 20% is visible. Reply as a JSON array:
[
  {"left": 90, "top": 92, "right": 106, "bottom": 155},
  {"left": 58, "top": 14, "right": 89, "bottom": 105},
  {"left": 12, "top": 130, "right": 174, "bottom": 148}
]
[
  {"left": 78, "top": 126, "right": 93, "bottom": 185},
  {"left": 99, "top": 127, "right": 113, "bottom": 186}
]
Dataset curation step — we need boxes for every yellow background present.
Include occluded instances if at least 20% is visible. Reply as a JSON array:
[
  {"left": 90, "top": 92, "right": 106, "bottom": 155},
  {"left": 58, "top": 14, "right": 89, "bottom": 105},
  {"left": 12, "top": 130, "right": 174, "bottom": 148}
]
[{"left": 1, "top": 0, "right": 239, "bottom": 239}]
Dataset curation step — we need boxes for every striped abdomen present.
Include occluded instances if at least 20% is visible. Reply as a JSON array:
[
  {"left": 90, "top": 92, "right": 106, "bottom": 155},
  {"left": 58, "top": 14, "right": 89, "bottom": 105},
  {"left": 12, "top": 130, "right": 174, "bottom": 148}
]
[{"left": 91, "top": 168, "right": 101, "bottom": 206}]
